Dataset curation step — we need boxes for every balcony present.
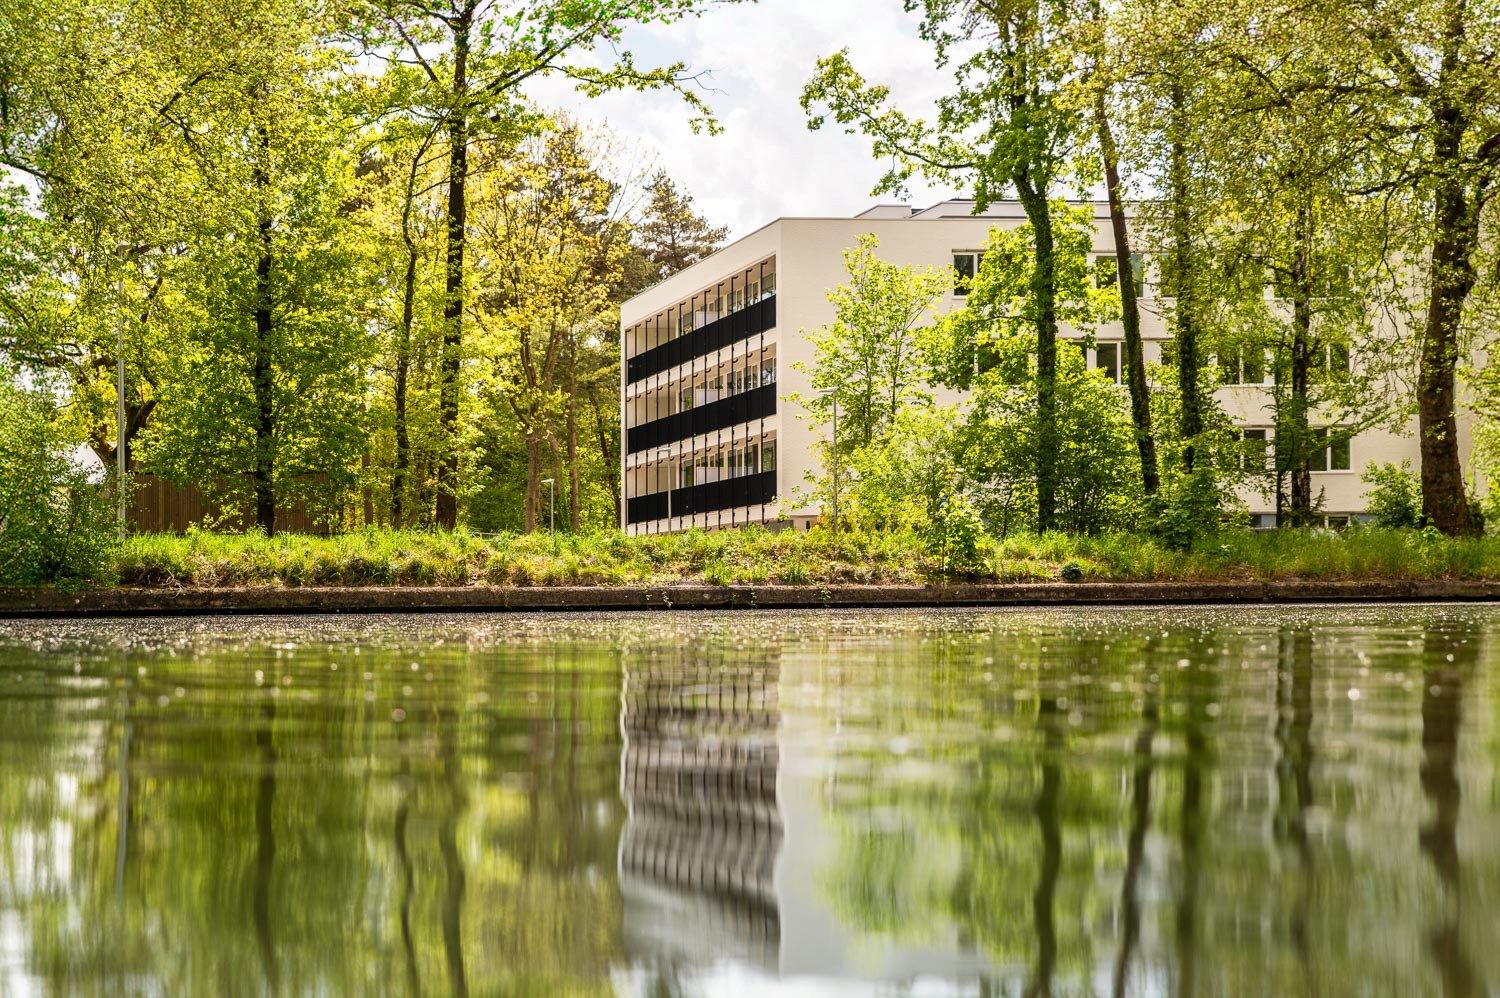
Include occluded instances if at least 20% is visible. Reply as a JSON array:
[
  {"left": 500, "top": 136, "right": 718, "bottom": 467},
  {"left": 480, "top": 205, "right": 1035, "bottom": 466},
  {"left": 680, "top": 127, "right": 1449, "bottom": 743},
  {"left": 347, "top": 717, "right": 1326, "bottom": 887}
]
[
  {"left": 626, "top": 296, "right": 777, "bottom": 384},
  {"left": 626, "top": 383, "right": 777, "bottom": 454},
  {"left": 626, "top": 470, "right": 777, "bottom": 525}
]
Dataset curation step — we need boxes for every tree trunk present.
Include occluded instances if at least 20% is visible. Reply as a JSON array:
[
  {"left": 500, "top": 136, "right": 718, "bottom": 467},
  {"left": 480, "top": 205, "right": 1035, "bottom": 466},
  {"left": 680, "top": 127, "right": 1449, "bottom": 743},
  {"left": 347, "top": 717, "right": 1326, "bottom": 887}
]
[
  {"left": 1168, "top": 82, "right": 1204, "bottom": 473},
  {"left": 1015, "top": 179, "right": 1059, "bottom": 533},
  {"left": 434, "top": 16, "right": 471, "bottom": 530},
  {"left": 1096, "top": 91, "right": 1158, "bottom": 496},
  {"left": 585, "top": 383, "right": 621, "bottom": 527},
  {"left": 1418, "top": 118, "right": 1480, "bottom": 535},
  {"left": 252, "top": 123, "right": 276, "bottom": 537},
  {"left": 1286, "top": 208, "right": 1313, "bottom": 525},
  {"left": 392, "top": 243, "right": 416, "bottom": 527},
  {"left": 567, "top": 362, "right": 580, "bottom": 532},
  {"left": 524, "top": 432, "right": 540, "bottom": 533}
]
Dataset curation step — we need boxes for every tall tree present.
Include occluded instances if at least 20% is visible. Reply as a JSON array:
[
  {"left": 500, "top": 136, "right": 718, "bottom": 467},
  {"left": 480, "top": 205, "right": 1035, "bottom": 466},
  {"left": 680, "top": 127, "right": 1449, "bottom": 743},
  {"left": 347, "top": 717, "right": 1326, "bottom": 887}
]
[
  {"left": 1188, "top": 1, "right": 1405, "bottom": 525},
  {"left": 1334, "top": 0, "right": 1500, "bottom": 535},
  {"left": 366, "top": 0, "right": 738, "bottom": 529},
  {"left": 797, "top": 234, "right": 947, "bottom": 455},
  {"left": 627, "top": 169, "right": 728, "bottom": 290},
  {"left": 1087, "top": 0, "right": 1158, "bottom": 497},
  {"left": 469, "top": 126, "right": 630, "bottom": 532},
  {"left": 803, "top": 0, "right": 1095, "bottom": 532},
  {"left": 142, "top": 1, "right": 377, "bottom": 534}
]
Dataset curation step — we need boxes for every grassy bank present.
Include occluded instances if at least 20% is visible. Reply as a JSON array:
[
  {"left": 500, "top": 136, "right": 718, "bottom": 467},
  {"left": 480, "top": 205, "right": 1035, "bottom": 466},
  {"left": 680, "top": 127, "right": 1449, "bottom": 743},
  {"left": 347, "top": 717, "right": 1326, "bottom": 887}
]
[{"left": 105, "top": 526, "right": 1500, "bottom": 589}]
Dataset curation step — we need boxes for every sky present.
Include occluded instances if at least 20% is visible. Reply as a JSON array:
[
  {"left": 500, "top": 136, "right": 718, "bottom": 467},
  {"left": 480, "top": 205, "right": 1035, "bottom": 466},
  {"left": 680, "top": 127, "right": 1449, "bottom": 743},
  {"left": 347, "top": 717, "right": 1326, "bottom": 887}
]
[{"left": 525, "top": 0, "right": 965, "bottom": 240}]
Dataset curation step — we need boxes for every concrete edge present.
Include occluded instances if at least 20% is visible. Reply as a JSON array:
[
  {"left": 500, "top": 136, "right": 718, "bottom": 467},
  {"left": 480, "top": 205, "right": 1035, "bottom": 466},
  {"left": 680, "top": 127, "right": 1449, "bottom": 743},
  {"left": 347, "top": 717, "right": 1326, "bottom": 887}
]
[{"left": 2, "top": 580, "right": 1499, "bottom": 618}]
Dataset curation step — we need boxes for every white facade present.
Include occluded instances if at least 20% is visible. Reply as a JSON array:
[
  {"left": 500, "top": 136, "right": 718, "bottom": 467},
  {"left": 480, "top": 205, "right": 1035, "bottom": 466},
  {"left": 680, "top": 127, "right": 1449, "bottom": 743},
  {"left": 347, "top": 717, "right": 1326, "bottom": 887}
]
[{"left": 619, "top": 199, "right": 1467, "bottom": 534}]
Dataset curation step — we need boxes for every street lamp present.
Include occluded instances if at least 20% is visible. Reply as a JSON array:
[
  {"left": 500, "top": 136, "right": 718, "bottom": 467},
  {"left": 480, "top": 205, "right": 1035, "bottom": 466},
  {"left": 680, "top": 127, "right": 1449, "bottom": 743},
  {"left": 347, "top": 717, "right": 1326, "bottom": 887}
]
[
  {"left": 541, "top": 478, "right": 556, "bottom": 535},
  {"left": 816, "top": 388, "right": 839, "bottom": 533}
]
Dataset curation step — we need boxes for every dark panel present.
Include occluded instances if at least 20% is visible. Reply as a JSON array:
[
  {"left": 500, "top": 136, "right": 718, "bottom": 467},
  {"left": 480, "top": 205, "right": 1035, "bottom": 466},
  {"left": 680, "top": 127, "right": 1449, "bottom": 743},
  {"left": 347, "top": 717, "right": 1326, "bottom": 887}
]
[
  {"left": 626, "top": 471, "right": 778, "bottom": 526},
  {"left": 626, "top": 296, "right": 777, "bottom": 384},
  {"left": 626, "top": 384, "right": 778, "bottom": 453}
]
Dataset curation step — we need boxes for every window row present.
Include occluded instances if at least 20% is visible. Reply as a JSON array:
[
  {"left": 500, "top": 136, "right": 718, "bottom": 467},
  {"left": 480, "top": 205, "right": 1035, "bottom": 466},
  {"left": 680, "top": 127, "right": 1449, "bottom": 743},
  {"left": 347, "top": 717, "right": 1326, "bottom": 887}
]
[
  {"left": 956, "top": 251, "right": 1154, "bottom": 299},
  {"left": 625, "top": 439, "right": 778, "bottom": 499},
  {"left": 1217, "top": 344, "right": 1351, "bottom": 387},
  {"left": 626, "top": 354, "right": 776, "bottom": 428},
  {"left": 624, "top": 257, "right": 777, "bottom": 359},
  {"left": 1238, "top": 427, "right": 1352, "bottom": 472}
]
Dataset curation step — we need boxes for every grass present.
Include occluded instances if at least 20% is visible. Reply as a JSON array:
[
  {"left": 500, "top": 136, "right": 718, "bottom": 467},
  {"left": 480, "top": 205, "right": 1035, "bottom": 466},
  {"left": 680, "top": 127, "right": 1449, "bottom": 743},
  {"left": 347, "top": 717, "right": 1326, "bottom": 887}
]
[{"left": 102, "top": 524, "right": 1500, "bottom": 589}]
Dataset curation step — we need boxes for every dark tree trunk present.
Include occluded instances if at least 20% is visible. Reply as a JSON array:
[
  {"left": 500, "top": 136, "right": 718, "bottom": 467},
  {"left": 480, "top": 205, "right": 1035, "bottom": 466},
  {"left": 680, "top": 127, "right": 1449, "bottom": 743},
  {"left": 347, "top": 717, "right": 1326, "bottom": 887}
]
[
  {"left": 252, "top": 124, "right": 276, "bottom": 537},
  {"left": 524, "top": 433, "right": 540, "bottom": 533},
  {"left": 435, "top": 14, "right": 471, "bottom": 530},
  {"left": 1418, "top": 136, "right": 1480, "bottom": 535},
  {"left": 1168, "top": 82, "right": 1203, "bottom": 473},
  {"left": 585, "top": 383, "right": 621, "bottom": 527},
  {"left": 392, "top": 244, "right": 416, "bottom": 527},
  {"left": 1287, "top": 207, "right": 1314, "bottom": 525},
  {"left": 1097, "top": 89, "right": 1159, "bottom": 496},
  {"left": 567, "top": 359, "right": 580, "bottom": 532},
  {"left": 1015, "top": 179, "right": 1059, "bottom": 533}
]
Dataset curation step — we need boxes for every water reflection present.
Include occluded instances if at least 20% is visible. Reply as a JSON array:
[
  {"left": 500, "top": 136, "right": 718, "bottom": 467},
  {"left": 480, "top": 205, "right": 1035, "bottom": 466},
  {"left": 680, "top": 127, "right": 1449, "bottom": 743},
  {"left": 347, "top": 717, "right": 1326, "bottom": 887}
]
[
  {"left": 0, "top": 608, "right": 1497, "bottom": 995},
  {"left": 618, "top": 645, "right": 782, "bottom": 979}
]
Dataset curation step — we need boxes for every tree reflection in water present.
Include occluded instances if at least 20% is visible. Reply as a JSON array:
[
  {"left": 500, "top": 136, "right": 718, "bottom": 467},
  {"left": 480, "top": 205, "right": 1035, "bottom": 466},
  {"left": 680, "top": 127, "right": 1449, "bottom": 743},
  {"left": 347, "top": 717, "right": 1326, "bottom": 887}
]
[{"left": 0, "top": 609, "right": 1497, "bottom": 995}]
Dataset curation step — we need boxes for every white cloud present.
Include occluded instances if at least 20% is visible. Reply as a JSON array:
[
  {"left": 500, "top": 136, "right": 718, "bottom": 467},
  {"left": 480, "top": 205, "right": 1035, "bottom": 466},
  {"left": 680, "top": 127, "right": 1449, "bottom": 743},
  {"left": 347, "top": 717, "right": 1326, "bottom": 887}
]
[{"left": 525, "top": 0, "right": 964, "bottom": 238}]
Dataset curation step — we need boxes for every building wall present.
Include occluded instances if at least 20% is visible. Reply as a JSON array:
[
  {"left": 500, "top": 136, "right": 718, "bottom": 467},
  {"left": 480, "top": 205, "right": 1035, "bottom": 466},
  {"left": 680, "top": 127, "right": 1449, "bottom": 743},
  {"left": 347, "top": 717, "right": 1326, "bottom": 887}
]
[{"left": 620, "top": 202, "right": 1468, "bottom": 533}]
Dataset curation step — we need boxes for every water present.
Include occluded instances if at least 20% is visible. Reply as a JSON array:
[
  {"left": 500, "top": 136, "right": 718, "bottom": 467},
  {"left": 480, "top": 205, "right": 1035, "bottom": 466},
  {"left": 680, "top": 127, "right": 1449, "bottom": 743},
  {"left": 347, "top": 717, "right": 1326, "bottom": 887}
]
[{"left": 0, "top": 606, "right": 1497, "bottom": 996}]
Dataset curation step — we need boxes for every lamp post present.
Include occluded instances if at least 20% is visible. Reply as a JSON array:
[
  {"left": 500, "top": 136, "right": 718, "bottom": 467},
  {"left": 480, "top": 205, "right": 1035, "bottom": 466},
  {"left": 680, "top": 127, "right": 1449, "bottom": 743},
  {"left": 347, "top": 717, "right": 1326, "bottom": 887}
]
[
  {"left": 541, "top": 477, "right": 556, "bottom": 535},
  {"left": 817, "top": 388, "right": 839, "bottom": 533}
]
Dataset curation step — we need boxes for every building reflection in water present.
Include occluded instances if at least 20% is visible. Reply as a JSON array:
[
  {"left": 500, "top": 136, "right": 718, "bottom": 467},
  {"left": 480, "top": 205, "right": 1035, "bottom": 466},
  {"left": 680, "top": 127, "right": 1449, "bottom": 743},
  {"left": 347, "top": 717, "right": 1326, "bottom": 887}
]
[{"left": 617, "top": 645, "right": 783, "bottom": 974}]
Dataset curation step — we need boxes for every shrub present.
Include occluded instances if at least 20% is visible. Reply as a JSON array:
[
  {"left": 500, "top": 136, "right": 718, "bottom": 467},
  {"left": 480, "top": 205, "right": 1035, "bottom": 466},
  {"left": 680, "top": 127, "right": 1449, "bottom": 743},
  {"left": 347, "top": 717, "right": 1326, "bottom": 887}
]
[
  {"left": 1361, "top": 461, "right": 1422, "bottom": 529},
  {"left": 0, "top": 376, "right": 117, "bottom": 586}
]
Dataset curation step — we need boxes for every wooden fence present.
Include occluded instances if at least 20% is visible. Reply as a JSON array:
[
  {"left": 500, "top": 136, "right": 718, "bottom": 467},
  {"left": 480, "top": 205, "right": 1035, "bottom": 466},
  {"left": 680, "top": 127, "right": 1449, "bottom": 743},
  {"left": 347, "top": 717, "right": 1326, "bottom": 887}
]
[{"left": 127, "top": 474, "right": 334, "bottom": 535}]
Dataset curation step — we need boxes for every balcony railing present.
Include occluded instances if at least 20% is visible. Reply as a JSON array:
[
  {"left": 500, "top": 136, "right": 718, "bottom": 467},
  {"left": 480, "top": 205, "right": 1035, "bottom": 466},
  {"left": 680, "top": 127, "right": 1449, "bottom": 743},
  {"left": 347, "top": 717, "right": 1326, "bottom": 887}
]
[
  {"left": 626, "top": 470, "right": 777, "bottom": 525},
  {"left": 626, "top": 296, "right": 777, "bottom": 384},
  {"left": 626, "top": 383, "right": 777, "bottom": 454}
]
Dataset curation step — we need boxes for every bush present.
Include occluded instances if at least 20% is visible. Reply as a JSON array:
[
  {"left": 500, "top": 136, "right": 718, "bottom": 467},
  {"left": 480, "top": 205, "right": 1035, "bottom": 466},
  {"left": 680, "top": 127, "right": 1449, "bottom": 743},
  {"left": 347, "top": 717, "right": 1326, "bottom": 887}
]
[
  {"left": 1361, "top": 461, "right": 1422, "bottom": 529},
  {"left": 0, "top": 376, "right": 117, "bottom": 586}
]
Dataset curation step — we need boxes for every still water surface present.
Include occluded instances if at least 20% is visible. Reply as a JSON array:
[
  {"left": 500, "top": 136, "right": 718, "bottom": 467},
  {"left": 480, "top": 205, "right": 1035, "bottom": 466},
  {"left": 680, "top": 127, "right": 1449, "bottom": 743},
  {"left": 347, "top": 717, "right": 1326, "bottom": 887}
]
[{"left": 1, "top": 606, "right": 1498, "bottom": 996}]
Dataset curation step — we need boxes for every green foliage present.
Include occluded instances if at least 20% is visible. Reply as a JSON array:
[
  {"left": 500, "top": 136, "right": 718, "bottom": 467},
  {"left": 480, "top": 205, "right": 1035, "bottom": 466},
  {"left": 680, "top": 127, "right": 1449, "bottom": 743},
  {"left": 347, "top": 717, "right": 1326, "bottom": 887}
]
[
  {"left": 103, "top": 525, "right": 1500, "bottom": 589},
  {"left": 0, "top": 375, "right": 116, "bottom": 586},
  {"left": 962, "top": 340, "right": 1143, "bottom": 535},
  {"left": 1361, "top": 461, "right": 1423, "bottom": 530},
  {"left": 796, "top": 233, "right": 946, "bottom": 452},
  {"left": 930, "top": 205, "right": 1119, "bottom": 392}
]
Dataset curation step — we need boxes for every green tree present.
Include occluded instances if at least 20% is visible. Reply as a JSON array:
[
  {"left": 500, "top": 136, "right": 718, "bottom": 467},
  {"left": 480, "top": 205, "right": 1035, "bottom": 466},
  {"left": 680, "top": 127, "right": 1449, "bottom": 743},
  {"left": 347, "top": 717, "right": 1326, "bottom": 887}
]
[
  {"left": 1333, "top": 0, "right": 1500, "bottom": 535},
  {"left": 365, "top": 0, "right": 740, "bottom": 529},
  {"left": 622, "top": 168, "right": 728, "bottom": 295},
  {"left": 0, "top": 369, "right": 114, "bottom": 585},
  {"left": 923, "top": 204, "right": 1127, "bottom": 533},
  {"left": 139, "top": 2, "right": 378, "bottom": 533},
  {"left": 468, "top": 125, "right": 630, "bottom": 532},
  {"left": 803, "top": 0, "right": 1098, "bottom": 532},
  {"left": 796, "top": 234, "right": 947, "bottom": 455}
]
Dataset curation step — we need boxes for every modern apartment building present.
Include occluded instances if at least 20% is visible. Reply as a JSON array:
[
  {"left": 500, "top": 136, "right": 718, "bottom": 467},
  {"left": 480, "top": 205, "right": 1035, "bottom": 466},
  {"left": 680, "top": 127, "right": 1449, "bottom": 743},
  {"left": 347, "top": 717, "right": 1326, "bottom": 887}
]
[{"left": 619, "top": 199, "right": 1469, "bottom": 534}]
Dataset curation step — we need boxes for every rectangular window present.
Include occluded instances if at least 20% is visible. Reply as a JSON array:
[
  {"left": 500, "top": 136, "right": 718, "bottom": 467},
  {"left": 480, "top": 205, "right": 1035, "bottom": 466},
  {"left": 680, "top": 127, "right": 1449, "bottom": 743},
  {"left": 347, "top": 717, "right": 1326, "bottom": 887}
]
[
  {"left": 761, "top": 272, "right": 776, "bottom": 297},
  {"left": 1219, "top": 347, "right": 1270, "bottom": 386},
  {"left": 1093, "top": 255, "right": 1116, "bottom": 290},
  {"left": 953, "top": 253, "right": 976, "bottom": 296},
  {"left": 761, "top": 439, "right": 777, "bottom": 472},
  {"left": 1312, "top": 342, "right": 1352, "bottom": 380},
  {"left": 680, "top": 464, "right": 694, "bottom": 488},
  {"left": 1094, "top": 342, "right": 1121, "bottom": 384},
  {"left": 1308, "top": 428, "right": 1351, "bottom": 472},
  {"left": 1242, "top": 348, "right": 1265, "bottom": 386},
  {"left": 761, "top": 359, "right": 776, "bottom": 385},
  {"left": 1240, "top": 428, "right": 1270, "bottom": 471}
]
